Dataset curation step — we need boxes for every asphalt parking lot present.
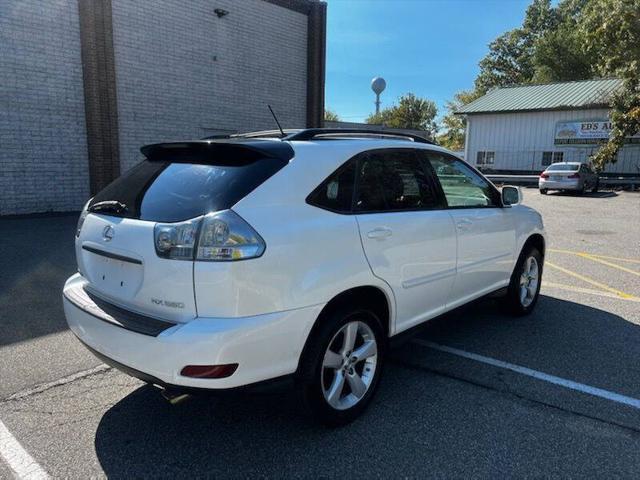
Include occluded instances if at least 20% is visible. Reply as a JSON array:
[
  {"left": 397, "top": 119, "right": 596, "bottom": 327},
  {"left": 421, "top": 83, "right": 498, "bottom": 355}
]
[{"left": 1, "top": 189, "right": 639, "bottom": 478}]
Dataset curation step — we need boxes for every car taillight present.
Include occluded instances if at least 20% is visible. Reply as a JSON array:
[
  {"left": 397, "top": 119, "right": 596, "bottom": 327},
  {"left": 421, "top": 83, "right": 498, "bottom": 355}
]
[
  {"left": 196, "top": 210, "right": 265, "bottom": 261},
  {"left": 154, "top": 210, "right": 265, "bottom": 261},
  {"left": 154, "top": 217, "right": 200, "bottom": 260},
  {"left": 540, "top": 173, "right": 549, "bottom": 179},
  {"left": 568, "top": 173, "right": 580, "bottom": 178}
]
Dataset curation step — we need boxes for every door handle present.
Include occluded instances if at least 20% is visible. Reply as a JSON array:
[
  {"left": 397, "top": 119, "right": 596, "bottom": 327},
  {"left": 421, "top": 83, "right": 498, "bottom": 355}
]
[{"left": 367, "top": 227, "right": 393, "bottom": 239}]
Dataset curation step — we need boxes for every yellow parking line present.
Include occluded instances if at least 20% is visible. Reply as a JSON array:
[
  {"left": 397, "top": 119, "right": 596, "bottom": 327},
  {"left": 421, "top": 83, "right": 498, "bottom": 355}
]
[
  {"left": 576, "top": 253, "right": 640, "bottom": 277},
  {"left": 545, "top": 261, "right": 639, "bottom": 300},
  {"left": 542, "top": 281, "right": 640, "bottom": 303},
  {"left": 548, "top": 248, "right": 640, "bottom": 265}
]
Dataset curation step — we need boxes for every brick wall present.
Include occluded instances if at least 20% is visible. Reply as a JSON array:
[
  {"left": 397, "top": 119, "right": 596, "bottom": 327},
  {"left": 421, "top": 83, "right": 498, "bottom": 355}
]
[
  {"left": 111, "top": 0, "right": 308, "bottom": 171},
  {"left": 1, "top": 0, "right": 313, "bottom": 215},
  {"left": 0, "top": 0, "right": 90, "bottom": 215}
]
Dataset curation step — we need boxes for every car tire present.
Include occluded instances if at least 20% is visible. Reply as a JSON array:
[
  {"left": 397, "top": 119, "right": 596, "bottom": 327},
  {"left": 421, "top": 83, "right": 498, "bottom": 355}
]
[
  {"left": 298, "top": 306, "right": 385, "bottom": 427},
  {"left": 506, "top": 247, "right": 543, "bottom": 316},
  {"left": 592, "top": 180, "right": 599, "bottom": 193},
  {"left": 539, "top": 189, "right": 548, "bottom": 195}
]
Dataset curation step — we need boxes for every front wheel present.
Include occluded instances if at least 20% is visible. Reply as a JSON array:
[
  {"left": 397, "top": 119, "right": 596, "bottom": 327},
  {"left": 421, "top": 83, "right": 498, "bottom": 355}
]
[
  {"left": 298, "top": 307, "right": 385, "bottom": 426},
  {"left": 506, "top": 247, "right": 543, "bottom": 315}
]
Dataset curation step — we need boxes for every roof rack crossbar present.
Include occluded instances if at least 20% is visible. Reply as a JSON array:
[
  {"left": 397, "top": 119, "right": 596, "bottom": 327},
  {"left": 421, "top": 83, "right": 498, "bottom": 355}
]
[{"left": 283, "top": 128, "right": 434, "bottom": 144}]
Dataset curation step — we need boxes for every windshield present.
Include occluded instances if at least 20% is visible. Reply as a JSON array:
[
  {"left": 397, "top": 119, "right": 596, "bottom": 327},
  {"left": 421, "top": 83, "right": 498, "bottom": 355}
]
[
  {"left": 89, "top": 156, "right": 287, "bottom": 222},
  {"left": 547, "top": 164, "right": 579, "bottom": 172}
]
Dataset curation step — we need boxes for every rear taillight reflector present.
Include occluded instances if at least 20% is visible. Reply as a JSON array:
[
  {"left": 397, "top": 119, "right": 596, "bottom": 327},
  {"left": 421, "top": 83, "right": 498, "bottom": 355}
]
[
  {"left": 540, "top": 173, "right": 549, "bottom": 179},
  {"left": 180, "top": 364, "right": 238, "bottom": 378}
]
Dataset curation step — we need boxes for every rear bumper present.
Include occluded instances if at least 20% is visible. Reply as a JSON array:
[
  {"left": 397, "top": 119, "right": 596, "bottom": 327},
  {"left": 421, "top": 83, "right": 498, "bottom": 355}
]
[
  {"left": 63, "top": 274, "right": 322, "bottom": 389},
  {"left": 538, "top": 179, "right": 582, "bottom": 190}
]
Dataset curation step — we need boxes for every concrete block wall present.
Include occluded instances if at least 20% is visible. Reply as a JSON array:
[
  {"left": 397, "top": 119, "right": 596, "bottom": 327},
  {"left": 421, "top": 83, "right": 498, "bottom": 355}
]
[
  {"left": 0, "top": 0, "right": 90, "bottom": 215},
  {"left": 111, "top": 0, "right": 308, "bottom": 171}
]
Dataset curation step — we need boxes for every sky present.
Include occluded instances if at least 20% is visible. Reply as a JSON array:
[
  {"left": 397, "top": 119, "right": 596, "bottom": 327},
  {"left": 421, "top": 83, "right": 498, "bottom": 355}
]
[{"left": 325, "top": 0, "right": 533, "bottom": 123}]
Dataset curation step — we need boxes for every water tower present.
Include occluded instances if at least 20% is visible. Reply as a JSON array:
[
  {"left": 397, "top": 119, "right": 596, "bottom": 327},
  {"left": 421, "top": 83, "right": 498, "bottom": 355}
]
[{"left": 371, "top": 77, "right": 386, "bottom": 115}]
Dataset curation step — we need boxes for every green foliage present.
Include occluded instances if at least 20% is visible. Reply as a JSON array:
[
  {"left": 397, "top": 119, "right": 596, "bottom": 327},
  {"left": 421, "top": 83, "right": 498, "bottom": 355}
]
[
  {"left": 442, "top": 0, "right": 639, "bottom": 166},
  {"left": 324, "top": 109, "right": 340, "bottom": 122},
  {"left": 579, "top": 0, "right": 640, "bottom": 170},
  {"left": 366, "top": 93, "right": 438, "bottom": 138},
  {"left": 437, "top": 90, "right": 482, "bottom": 151}
]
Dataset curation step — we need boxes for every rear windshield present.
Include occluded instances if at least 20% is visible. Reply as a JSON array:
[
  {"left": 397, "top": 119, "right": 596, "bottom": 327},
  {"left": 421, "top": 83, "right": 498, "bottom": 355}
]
[
  {"left": 547, "top": 164, "right": 579, "bottom": 171},
  {"left": 89, "top": 155, "right": 287, "bottom": 222}
]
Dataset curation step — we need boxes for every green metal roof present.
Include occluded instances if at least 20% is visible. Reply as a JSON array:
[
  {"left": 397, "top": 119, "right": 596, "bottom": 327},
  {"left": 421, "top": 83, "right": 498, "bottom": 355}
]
[{"left": 456, "top": 78, "right": 623, "bottom": 114}]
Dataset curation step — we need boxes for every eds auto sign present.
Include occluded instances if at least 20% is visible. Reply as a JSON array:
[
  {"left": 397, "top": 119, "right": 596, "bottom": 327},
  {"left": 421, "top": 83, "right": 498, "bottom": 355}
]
[{"left": 555, "top": 120, "right": 640, "bottom": 145}]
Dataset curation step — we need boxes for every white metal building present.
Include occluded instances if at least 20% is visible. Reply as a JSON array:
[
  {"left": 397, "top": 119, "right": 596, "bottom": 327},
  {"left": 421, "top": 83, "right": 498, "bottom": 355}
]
[{"left": 456, "top": 79, "right": 640, "bottom": 175}]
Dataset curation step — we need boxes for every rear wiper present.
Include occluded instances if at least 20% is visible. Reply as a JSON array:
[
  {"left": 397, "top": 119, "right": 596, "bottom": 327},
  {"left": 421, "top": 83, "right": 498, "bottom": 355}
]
[{"left": 89, "top": 200, "right": 128, "bottom": 214}]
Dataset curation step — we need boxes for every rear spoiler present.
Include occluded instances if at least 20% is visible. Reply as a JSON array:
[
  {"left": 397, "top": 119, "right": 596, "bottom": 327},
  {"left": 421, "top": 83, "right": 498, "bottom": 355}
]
[{"left": 140, "top": 140, "right": 294, "bottom": 163}]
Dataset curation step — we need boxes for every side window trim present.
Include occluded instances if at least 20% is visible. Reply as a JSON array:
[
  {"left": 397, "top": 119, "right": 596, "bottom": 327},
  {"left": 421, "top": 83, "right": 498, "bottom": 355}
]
[{"left": 427, "top": 152, "right": 504, "bottom": 209}]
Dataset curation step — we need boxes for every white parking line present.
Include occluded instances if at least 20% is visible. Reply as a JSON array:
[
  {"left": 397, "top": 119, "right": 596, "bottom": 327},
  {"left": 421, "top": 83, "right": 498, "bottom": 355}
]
[
  {"left": 414, "top": 339, "right": 640, "bottom": 410},
  {"left": 0, "top": 419, "right": 49, "bottom": 480}
]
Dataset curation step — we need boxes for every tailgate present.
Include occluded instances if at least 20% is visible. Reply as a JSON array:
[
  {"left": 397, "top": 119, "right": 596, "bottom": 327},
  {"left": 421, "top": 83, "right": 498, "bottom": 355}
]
[{"left": 76, "top": 213, "right": 196, "bottom": 323}]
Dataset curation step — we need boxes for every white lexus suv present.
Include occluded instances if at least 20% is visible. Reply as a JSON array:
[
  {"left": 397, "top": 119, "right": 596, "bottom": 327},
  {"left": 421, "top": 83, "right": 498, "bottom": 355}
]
[{"left": 63, "top": 129, "right": 545, "bottom": 425}]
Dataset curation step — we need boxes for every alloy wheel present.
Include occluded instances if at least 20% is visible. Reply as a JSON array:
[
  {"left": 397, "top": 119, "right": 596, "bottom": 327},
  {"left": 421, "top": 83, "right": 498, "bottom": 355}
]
[
  {"left": 519, "top": 256, "right": 539, "bottom": 307},
  {"left": 321, "top": 320, "right": 378, "bottom": 410}
]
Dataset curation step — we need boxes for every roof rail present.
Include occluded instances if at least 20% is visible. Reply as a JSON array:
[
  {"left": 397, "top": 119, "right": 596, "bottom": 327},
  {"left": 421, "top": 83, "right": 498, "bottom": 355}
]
[{"left": 283, "top": 128, "right": 434, "bottom": 144}]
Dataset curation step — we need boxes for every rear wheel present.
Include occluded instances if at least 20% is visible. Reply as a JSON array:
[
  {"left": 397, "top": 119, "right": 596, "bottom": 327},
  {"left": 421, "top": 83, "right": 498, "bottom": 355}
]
[
  {"left": 298, "top": 307, "right": 385, "bottom": 426},
  {"left": 506, "top": 247, "right": 543, "bottom": 315},
  {"left": 539, "top": 188, "right": 548, "bottom": 195}
]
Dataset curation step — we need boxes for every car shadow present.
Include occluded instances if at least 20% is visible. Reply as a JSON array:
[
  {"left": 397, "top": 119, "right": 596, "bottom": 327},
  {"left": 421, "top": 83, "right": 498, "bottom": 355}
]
[
  {"left": 0, "top": 214, "right": 79, "bottom": 346},
  {"left": 405, "top": 294, "right": 640, "bottom": 396},
  {"left": 94, "top": 295, "right": 640, "bottom": 477},
  {"left": 547, "top": 191, "right": 617, "bottom": 198}
]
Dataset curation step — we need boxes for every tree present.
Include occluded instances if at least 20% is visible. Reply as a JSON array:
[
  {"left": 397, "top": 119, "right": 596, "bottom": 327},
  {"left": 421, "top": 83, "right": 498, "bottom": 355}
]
[
  {"left": 437, "top": 90, "right": 482, "bottom": 151},
  {"left": 365, "top": 93, "right": 438, "bottom": 138},
  {"left": 579, "top": 0, "right": 640, "bottom": 170},
  {"left": 475, "top": 0, "right": 559, "bottom": 92},
  {"left": 324, "top": 109, "right": 340, "bottom": 122},
  {"left": 444, "top": 0, "right": 639, "bottom": 170},
  {"left": 531, "top": 0, "right": 593, "bottom": 82}
]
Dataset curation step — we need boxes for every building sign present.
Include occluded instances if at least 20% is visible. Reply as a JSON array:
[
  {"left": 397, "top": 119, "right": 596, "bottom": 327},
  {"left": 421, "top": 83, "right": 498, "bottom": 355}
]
[{"left": 554, "top": 120, "right": 640, "bottom": 145}]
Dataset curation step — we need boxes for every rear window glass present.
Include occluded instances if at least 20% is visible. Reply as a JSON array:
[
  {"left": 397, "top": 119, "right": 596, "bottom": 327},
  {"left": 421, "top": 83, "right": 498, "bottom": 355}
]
[
  {"left": 89, "top": 155, "right": 287, "bottom": 222},
  {"left": 547, "top": 164, "right": 579, "bottom": 171}
]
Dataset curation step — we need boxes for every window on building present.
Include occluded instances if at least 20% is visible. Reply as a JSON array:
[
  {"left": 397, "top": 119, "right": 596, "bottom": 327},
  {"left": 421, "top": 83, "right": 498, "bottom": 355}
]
[
  {"left": 543, "top": 151, "right": 564, "bottom": 166},
  {"left": 476, "top": 151, "right": 495, "bottom": 166}
]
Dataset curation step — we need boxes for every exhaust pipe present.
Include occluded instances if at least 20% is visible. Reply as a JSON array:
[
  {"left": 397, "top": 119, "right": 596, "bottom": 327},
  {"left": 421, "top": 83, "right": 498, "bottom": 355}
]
[{"left": 161, "top": 388, "right": 191, "bottom": 405}]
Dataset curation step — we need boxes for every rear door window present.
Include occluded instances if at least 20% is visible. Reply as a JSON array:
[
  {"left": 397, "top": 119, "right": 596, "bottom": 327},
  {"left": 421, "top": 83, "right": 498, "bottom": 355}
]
[
  {"left": 354, "top": 149, "right": 444, "bottom": 212},
  {"left": 89, "top": 146, "right": 288, "bottom": 222}
]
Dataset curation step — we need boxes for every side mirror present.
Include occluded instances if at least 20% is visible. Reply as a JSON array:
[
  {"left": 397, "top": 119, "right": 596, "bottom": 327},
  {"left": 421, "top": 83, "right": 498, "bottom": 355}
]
[{"left": 502, "top": 185, "right": 522, "bottom": 206}]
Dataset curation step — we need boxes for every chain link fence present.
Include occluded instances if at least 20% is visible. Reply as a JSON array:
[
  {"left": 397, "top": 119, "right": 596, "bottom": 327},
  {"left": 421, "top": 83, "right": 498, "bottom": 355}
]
[{"left": 472, "top": 149, "right": 640, "bottom": 175}]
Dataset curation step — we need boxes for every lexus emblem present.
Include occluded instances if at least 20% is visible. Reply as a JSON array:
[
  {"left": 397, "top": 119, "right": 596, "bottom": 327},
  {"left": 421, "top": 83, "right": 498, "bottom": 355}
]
[{"left": 102, "top": 225, "right": 115, "bottom": 242}]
